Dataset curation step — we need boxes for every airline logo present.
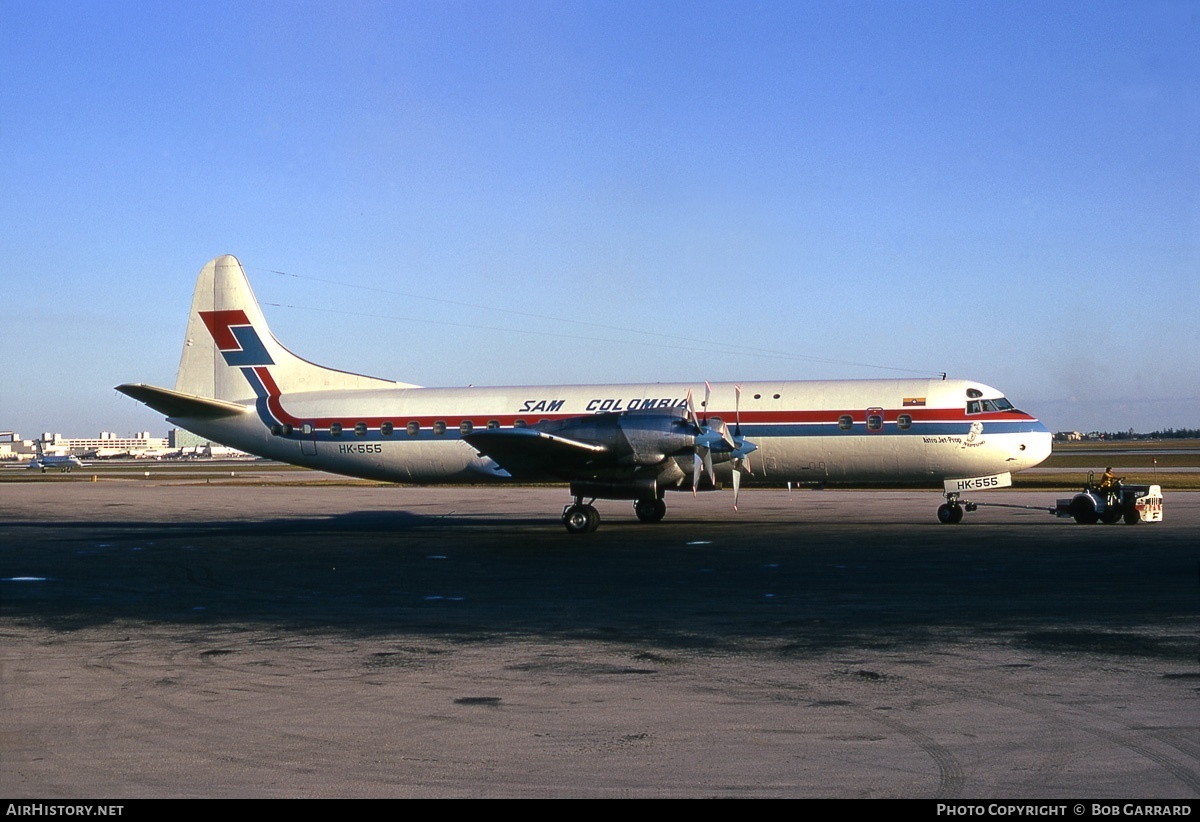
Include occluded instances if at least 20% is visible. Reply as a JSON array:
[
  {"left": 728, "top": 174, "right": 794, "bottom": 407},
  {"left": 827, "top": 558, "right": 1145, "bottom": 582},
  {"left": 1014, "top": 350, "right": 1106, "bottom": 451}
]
[
  {"left": 199, "top": 310, "right": 275, "bottom": 367},
  {"left": 199, "top": 309, "right": 292, "bottom": 428}
]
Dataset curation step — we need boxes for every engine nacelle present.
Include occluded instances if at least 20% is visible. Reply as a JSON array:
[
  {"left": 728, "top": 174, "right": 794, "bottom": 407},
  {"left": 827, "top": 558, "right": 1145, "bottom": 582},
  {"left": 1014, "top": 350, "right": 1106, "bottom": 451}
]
[{"left": 537, "top": 410, "right": 696, "bottom": 466}]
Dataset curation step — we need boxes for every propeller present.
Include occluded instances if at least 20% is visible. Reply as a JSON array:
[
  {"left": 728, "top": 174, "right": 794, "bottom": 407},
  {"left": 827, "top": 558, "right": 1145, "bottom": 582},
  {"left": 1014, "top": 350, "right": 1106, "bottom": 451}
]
[{"left": 687, "top": 383, "right": 758, "bottom": 509}]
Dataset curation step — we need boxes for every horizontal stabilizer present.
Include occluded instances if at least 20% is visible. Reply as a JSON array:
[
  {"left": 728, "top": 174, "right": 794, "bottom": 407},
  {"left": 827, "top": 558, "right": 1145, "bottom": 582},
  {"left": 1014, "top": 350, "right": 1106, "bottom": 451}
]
[
  {"left": 463, "top": 428, "right": 606, "bottom": 479},
  {"left": 116, "top": 383, "right": 250, "bottom": 420}
]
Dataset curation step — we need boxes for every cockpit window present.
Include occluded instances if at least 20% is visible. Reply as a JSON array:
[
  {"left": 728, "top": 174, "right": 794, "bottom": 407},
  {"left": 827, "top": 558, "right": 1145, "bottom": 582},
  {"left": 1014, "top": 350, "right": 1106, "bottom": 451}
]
[
  {"left": 966, "top": 388, "right": 983, "bottom": 399},
  {"left": 968, "top": 397, "right": 1017, "bottom": 414}
]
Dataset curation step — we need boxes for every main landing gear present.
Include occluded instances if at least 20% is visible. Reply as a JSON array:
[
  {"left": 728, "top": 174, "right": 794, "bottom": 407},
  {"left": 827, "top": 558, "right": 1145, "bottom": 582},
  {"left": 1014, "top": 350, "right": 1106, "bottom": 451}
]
[
  {"left": 562, "top": 495, "right": 669, "bottom": 533},
  {"left": 633, "top": 497, "right": 667, "bottom": 523},
  {"left": 562, "top": 497, "right": 601, "bottom": 534},
  {"left": 936, "top": 492, "right": 978, "bottom": 524}
]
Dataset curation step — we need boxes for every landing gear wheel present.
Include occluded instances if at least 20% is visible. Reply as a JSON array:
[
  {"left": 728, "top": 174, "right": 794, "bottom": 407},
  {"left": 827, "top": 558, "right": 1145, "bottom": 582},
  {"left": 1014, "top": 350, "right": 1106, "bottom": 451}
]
[
  {"left": 937, "top": 503, "right": 964, "bottom": 524},
  {"left": 633, "top": 498, "right": 667, "bottom": 523},
  {"left": 563, "top": 503, "right": 600, "bottom": 534}
]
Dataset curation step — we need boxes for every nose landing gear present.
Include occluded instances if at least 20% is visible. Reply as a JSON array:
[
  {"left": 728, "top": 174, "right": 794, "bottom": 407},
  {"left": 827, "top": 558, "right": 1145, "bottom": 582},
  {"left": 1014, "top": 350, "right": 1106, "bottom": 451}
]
[{"left": 936, "top": 493, "right": 979, "bottom": 524}]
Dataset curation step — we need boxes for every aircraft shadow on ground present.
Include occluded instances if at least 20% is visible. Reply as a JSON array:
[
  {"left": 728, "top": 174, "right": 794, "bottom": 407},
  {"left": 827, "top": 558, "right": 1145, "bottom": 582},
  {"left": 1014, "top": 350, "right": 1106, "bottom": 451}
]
[{"left": 1, "top": 509, "right": 1195, "bottom": 660}]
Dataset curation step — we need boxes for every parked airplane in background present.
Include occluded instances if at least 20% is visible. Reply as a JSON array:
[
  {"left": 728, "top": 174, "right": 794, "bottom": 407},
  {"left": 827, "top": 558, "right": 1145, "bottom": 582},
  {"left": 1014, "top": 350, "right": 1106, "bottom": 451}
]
[{"left": 118, "top": 256, "right": 1052, "bottom": 532}]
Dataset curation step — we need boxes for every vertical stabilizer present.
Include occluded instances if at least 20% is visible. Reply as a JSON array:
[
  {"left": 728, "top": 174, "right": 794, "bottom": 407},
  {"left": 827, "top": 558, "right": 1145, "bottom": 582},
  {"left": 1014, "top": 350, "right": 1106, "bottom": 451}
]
[{"left": 174, "top": 255, "right": 411, "bottom": 401}]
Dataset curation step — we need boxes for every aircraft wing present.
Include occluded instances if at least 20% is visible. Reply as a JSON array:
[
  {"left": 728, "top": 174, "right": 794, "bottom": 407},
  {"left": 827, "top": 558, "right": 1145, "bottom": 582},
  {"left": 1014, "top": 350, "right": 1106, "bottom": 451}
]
[
  {"left": 116, "top": 384, "right": 250, "bottom": 420},
  {"left": 462, "top": 428, "right": 607, "bottom": 480}
]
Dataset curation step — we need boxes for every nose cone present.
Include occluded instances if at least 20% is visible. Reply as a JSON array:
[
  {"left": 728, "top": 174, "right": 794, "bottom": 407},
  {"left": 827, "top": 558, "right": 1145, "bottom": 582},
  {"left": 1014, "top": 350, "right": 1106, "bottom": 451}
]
[{"left": 1015, "top": 422, "right": 1053, "bottom": 470}]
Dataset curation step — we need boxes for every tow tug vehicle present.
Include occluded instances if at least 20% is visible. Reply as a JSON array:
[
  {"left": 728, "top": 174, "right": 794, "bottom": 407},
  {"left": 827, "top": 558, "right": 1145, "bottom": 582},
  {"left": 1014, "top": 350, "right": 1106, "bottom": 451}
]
[{"left": 1053, "top": 471, "right": 1163, "bottom": 524}]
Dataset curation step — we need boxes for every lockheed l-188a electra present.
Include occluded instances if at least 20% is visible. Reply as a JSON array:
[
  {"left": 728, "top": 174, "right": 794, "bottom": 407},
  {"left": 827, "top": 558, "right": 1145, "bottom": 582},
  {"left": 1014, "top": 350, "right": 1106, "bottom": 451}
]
[{"left": 118, "top": 255, "right": 1053, "bottom": 532}]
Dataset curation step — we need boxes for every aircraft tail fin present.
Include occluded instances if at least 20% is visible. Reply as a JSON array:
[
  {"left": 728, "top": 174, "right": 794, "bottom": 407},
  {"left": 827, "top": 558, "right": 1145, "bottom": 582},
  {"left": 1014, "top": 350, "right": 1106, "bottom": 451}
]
[{"left": 174, "top": 255, "right": 413, "bottom": 401}]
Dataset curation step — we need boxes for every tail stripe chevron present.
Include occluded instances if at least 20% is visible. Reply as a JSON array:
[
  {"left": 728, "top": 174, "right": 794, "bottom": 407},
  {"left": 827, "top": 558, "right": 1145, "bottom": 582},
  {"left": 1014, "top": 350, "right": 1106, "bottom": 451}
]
[{"left": 199, "top": 310, "right": 275, "bottom": 367}]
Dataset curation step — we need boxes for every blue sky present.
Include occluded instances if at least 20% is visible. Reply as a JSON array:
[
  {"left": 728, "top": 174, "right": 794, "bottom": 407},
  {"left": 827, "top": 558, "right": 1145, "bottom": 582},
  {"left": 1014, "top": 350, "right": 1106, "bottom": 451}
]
[{"left": 2, "top": 0, "right": 1196, "bottom": 437}]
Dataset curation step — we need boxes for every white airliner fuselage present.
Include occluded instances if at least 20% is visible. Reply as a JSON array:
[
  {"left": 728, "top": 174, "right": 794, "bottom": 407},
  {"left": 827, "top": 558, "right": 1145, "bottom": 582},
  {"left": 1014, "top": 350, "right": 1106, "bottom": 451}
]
[
  {"left": 28, "top": 454, "right": 86, "bottom": 472},
  {"left": 119, "top": 256, "right": 1052, "bottom": 531}
]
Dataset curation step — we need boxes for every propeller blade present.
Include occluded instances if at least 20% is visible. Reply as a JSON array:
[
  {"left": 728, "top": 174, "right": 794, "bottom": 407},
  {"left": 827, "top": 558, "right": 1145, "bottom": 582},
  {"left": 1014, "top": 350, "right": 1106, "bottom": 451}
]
[
  {"left": 732, "top": 465, "right": 741, "bottom": 511},
  {"left": 693, "top": 446, "right": 714, "bottom": 496}
]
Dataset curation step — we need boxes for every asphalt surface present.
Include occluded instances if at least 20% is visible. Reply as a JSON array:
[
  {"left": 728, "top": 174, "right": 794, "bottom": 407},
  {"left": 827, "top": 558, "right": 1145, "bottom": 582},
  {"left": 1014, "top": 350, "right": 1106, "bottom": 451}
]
[{"left": 2, "top": 481, "right": 1197, "bottom": 798}]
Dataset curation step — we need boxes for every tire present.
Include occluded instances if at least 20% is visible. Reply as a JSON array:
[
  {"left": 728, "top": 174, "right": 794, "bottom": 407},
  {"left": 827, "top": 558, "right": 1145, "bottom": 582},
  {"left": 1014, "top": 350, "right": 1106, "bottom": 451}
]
[
  {"left": 937, "top": 503, "right": 963, "bottom": 524},
  {"left": 563, "top": 505, "right": 593, "bottom": 534},
  {"left": 1069, "top": 494, "right": 1099, "bottom": 525},
  {"left": 634, "top": 498, "right": 667, "bottom": 523},
  {"left": 1123, "top": 506, "right": 1140, "bottom": 525}
]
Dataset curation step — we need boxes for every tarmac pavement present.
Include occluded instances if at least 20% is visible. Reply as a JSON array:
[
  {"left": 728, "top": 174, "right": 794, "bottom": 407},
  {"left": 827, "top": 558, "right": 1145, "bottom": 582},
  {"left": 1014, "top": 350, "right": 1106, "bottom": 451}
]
[{"left": 2, "top": 483, "right": 1197, "bottom": 798}]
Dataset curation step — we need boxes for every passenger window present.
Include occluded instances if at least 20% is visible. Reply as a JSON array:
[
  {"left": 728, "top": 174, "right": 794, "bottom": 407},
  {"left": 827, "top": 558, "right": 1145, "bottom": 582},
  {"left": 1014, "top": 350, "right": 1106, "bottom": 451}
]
[
  {"left": 867, "top": 414, "right": 882, "bottom": 431},
  {"left": 487, "top": 420, "right": 500, "bottom": 430},
  {"left": 433, "top": 421, "right": 447, "bottom": 435},
  {"left": 459, "top": 420, "right": 473, "bottom": 434},
  {"left": 514, "top": 419, "right": 527, "bottom": 428},
  {"left": 354, "top": 422, "right": 367, "bottom": 436},
  {"left": 380, "top": 422, "right": 393, "bottom": 436},
  {"left": 330, "top": 423, "right": 343, "bottom": 437},
  {"left": 301, "top": 423, "right": 314, "bottom": 435},
  {"left": 270, "top": 424, "right": 283, "bottom": 436},
  {"left": 406, "top": 421, "right": 419, "bottom": 436},
  {"left": 897, "top": 414, "right": 912, "bottom": 430},
  {"left": 282, "top": 424, "right": 293, "bottom": 436},
  {"left": 838, "top": 415, "right": 853, "bottom": 431}
]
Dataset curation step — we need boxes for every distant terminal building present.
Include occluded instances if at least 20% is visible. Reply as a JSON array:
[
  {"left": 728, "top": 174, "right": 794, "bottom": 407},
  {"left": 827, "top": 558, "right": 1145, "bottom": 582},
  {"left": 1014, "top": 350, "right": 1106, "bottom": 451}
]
[
  {"left": 170, "top": 428, "right": 208, "bottom": 448},
  {"left": 42, "top": 431, "right": 170, "bottom": 458},
  {"left": 1, "top": 429, "right": 251, "bottom": 460},
  {"left": 0, "top": 432, "right": 37, "bottom": 462},
  {"left": 169, "top": 427, "right": 251, "bottom": 458}
]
